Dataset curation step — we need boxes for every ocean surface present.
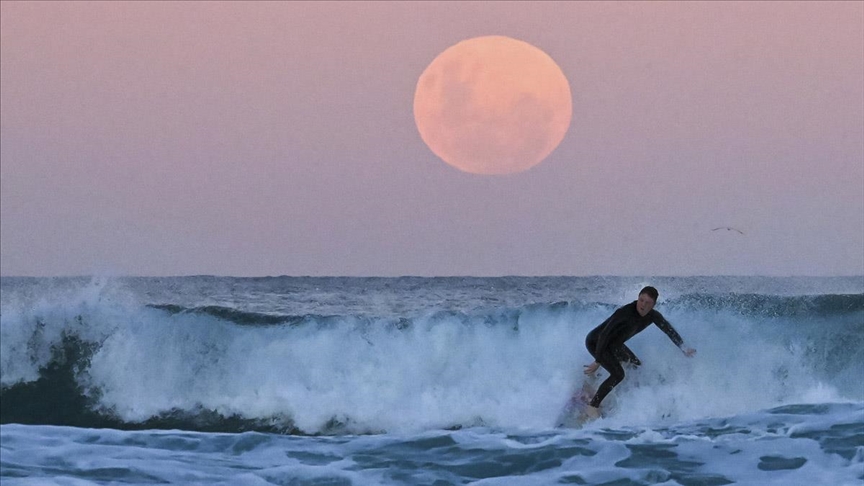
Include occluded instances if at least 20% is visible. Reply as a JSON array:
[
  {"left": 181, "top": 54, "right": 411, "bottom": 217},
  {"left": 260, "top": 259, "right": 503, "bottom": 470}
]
[{"left": 1, "top": 276, "right": 862, "bottom": 485}]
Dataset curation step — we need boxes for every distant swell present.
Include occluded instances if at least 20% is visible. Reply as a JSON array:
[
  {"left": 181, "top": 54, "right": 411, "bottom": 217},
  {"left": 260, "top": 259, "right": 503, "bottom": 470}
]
[
  {"left": 145, "top": 294, "right": 864, "bottom": 327},
  {"left": 147, "top": 304, "right": 325, "bottom": 327},
  {"left": 665, "top": 293, "right": 864, "bottom": 318}
]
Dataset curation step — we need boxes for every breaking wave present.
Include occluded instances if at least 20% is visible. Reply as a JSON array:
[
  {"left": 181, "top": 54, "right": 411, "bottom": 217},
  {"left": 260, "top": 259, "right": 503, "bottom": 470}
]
[{"left": 1, "top": 279, "right": 862, "bottom": 435}]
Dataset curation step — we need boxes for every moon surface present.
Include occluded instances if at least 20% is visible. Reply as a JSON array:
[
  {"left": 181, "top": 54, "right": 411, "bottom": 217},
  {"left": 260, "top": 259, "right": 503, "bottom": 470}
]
[{"left": 414, "top": 35, "right": 572, "bottom": 175}]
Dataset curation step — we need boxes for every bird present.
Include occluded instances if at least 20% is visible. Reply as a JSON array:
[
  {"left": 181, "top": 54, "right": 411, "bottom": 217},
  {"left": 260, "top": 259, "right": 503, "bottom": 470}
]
[{"left": 711, "top": 227, "right": 745, "bottom": 235}]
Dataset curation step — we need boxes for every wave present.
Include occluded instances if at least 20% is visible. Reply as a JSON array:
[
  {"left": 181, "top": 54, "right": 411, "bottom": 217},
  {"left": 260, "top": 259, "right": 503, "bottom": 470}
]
[
  {"left": 144, "top": 293, "right": 863, "bottom": 327},
  {"left": 146, "top": 304, "right": 325, "bottom": 327},
  {"left": 1, "top": 285, "right": 862, "bottom": 435}
]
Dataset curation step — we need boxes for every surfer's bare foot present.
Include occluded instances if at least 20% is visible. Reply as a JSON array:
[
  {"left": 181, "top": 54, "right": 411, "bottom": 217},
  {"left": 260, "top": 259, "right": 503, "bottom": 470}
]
[{"left": 583, "top": 406, "right": 601, "bottom": 420}]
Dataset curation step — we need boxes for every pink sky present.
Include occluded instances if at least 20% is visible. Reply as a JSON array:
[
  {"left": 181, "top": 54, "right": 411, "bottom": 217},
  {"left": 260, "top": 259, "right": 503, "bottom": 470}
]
[{"left": 1, "top": 1, "right": 862, "bottom": 276}]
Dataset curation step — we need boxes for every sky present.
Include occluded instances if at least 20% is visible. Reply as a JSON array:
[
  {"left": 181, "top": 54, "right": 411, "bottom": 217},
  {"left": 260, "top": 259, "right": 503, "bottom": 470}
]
[{"left": 1, "top": 1, "right": 862, "bottom": 277}]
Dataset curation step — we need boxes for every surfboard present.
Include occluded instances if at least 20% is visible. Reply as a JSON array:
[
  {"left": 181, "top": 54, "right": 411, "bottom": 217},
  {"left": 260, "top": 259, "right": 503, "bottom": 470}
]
[{"left": 555, "top": 377, "right": 599, "bottom": 428}]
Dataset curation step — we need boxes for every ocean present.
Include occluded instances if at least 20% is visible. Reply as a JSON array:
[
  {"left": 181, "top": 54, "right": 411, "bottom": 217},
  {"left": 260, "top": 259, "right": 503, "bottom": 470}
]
[{"left": 1, "top": 276, "right": 862, "bottom": 485}]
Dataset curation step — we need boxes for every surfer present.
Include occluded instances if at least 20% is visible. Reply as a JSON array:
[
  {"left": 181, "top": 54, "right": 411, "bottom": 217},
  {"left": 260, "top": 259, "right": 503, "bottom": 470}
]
[{"left": 581, "top": 286, "right": 696, "bottom": 419}]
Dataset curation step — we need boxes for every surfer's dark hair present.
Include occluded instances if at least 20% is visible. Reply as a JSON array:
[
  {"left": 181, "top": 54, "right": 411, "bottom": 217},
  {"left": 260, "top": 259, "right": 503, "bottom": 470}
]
[{"left": 639, "top": 286, "right": 659, "bottom": 302}]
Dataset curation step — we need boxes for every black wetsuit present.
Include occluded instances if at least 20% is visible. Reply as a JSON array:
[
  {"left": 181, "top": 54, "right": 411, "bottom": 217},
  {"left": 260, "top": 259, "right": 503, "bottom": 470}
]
[{"left": 585, "top": 301, "right": 685, "bottom": 408}]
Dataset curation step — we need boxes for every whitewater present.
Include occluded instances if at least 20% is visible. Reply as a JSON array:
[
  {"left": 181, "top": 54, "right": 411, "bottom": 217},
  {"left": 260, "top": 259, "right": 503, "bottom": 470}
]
[{"left": 1, "top": 276, "right": 862, "bottom": 485}]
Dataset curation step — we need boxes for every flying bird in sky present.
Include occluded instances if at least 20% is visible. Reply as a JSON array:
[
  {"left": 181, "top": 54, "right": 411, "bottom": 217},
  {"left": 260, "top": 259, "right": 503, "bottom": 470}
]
[{"left": 712, "top": 227, "right": 745, "bottom": 235}]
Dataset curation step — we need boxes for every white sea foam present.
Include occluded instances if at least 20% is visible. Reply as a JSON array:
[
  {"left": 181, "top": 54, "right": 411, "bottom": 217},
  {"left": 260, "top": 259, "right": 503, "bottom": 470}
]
[
  {"left": 1, "top": 276, "right": 861, "bottom": 435},
  {"left": 65, "top": 297, "right": 857, "bottom": 433}
]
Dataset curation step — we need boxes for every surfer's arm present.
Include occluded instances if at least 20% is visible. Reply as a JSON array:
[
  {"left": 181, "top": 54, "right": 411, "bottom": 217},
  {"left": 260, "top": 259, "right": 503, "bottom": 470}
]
[{"left": 652, "top": 311, "right": 694, "bottom": 355}]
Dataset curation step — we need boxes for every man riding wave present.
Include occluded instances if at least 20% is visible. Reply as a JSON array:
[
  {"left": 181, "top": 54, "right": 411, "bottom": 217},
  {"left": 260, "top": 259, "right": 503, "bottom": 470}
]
[{"left": 581, "top": 286, "right": 696, "bottom": 419}]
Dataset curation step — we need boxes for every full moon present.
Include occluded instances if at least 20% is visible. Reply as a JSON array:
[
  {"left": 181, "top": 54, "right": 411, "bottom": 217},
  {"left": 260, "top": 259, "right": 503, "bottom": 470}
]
[{"left": 414, "top": 36, "right": 572, "bottom": 175}]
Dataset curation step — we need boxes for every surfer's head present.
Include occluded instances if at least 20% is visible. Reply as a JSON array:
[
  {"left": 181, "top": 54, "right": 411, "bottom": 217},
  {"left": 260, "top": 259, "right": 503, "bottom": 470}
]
[{"left": 636, "top": 286, "right": 658, "bottom": 316}]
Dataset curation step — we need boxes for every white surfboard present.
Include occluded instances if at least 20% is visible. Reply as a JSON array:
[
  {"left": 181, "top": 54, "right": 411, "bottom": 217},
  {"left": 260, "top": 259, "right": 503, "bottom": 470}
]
[{"left": 555, "top": 377, "right": 599, "bottom": 428}]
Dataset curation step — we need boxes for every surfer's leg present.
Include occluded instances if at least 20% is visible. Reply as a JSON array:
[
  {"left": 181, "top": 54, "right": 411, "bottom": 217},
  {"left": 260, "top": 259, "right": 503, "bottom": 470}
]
[
  {"left": 589, "top": 353, "right": 625, "bottom": 408},
  {"left": 614, "top": 345, "right": 642, "bottom": 368}
]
